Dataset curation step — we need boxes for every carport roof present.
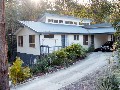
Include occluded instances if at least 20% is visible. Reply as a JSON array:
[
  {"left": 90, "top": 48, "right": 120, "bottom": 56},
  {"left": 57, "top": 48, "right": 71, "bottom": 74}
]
[{"left": 88, "top": 27, "right": 115, "bottom": 34}]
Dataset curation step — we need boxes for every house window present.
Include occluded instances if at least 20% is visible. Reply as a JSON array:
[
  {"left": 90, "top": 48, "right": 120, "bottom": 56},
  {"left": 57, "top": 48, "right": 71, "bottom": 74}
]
[
  {"left": 44, "top": 34, "right": 54, "bottom": 38},
  {"left": 59, "top": 20, "right": 63, "bottom": 23},
  {"left": 74, "top": 22, "right": 77, "bottom": 25},
  {"left": 18, "top": 36, "right": 23, "bottom": 47},
  {"left": 74, "top": 35, "right": 79, "bottom": 40},
  {"left": 65, "top": 21, "right": 73, "bottom": 24},
  {"left": 48, "top": 19, "right": 53, "bottom": 23},
  {"left": 54, "top": 20, "right": 58, "bottom": 23},
  {"left": 29, "top": 35, "right": 35, "bottom": 48},
  {"left": 83, "top": 35, "right": 88, "bottom": 45},
  {"left": 83, "top": 23, "right": 89, "bottom": 26},
  {"left": 70, "top": 21, "right": 73, "bottom": 24},
  {"left": 79, "top": 22, "right": 89, "bottom": 26},
  {"left": 79, "top": 22, "right": 83, "bottom": 25}
]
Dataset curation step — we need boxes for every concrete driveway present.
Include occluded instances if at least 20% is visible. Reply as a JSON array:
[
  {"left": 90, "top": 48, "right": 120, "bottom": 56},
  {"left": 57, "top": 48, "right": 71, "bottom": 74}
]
[{"left": 11, "top": 52, "right": 112, "bottom": 90}]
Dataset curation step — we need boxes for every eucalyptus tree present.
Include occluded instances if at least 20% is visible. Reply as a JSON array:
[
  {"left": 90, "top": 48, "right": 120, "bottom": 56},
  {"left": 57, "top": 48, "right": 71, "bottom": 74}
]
[
  {"left": 0, "top": 0, "right": 9, "bottom": 89},
  {"left": 90, "top": 0, "right": 114, "bottom": 24}
]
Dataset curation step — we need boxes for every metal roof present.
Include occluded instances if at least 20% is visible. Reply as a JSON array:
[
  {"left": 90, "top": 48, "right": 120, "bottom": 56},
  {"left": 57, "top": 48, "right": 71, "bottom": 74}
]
[
  {"left": 83, "top": 23, "right": 112, "bottom": 29},
  {"left": 88, "top": 27, "right": 115, "bottom": 34},
  {"left": 15, "top": 21, "right": 116, "bottom": 35},
  {"left": 19, "top": 21, "right": 88, "bottom": 34}
]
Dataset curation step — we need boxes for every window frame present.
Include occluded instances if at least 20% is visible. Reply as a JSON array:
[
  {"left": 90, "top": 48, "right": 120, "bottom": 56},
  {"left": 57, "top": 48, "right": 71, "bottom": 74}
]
[
  {"left": 18, "top": 36, "right": 23, "bottom": 47},
  {"left": 74, "top": 35, "right": 79, "bottom": 40},
  {"left": 59, "top": 20, "right": 63, "bottom": 23},
  {"left": 29, "top": 35, "right": 35, "bottom": 48},
  {"left": 74, "top": 22, "right": 77, "bottom": 25},
  {"left": 65, "top": 21, "right": 73, "bottom": 24},
  {"left": 44, "top": 34, "right": 54, "bottom": 38},
  {"left": 48, "top": 19, "right": 53, "bottom": 23},
  {"left": 54, "top": 20, "right": 58, "bottom": 23}
]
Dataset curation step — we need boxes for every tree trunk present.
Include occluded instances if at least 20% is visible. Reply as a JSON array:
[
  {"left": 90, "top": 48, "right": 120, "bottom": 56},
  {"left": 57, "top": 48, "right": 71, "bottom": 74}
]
[{"left": 0, "top": 0, "right": 9, "bottom": 90}]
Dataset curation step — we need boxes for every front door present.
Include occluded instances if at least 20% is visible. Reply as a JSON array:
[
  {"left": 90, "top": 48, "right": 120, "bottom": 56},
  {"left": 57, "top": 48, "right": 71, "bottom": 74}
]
[{"left": 61, "top": 35, "right": 65, "bottom": 48}]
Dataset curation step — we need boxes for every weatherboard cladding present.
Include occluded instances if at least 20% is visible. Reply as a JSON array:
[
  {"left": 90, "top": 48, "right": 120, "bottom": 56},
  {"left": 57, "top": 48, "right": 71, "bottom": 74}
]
[{"left": 19, "top": 21, "right": 115, "bottom": 34}]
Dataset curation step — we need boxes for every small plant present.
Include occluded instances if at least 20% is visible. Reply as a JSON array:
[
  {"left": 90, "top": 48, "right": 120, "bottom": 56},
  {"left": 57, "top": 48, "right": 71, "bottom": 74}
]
[
  {"left": 97, "top": 74, "right": 119, "bottom": 90},
  {"left": 52, "top": 50, "right": 67, "bottom": 66},
  {"left": 9, "top": 57, "right": 31, "bottom": 85},
  {"left": 65, "top": 44, "right": 87, "bottom": 60},
  {"left": 31, "top": 56, "right": 50, "bottom": 74},
  {"left": 87, "top": 44, "right": 95, "bottom": 52}
]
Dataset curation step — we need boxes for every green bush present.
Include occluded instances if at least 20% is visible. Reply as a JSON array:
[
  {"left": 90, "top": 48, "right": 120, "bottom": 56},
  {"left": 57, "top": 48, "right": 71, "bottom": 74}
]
[
  {"left": 52, "top": 50, "right": 67, "bottom": 66},
  {"left": 97, "top": 74, "right": 119, "bottom": 90},
  {"left": 9, "top": 57, "right": 31, "bottom": 85},
  {"left": 87, "top": 44, "right": 95, "bottom": 52},
  {"left": 65, "top": 44, "right": 87, "bottom": 60},
  {"left": 31, "top": 43, "right": 87, "bottom": 74},
  {"left": 31, "top": 56, "right": 50, "bottom": 74}
]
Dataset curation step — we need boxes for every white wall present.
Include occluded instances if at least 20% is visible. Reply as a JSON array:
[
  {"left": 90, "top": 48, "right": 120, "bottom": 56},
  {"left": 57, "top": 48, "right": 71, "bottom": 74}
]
[
  {"left": 17, "top": 27, "right": 40, "bottom": 55},
  {"left": 40, "top": 34, "right": 89, "bottom": 52},
  {"left": 17, "top": 27, "right": 113, "bottom": 55}
]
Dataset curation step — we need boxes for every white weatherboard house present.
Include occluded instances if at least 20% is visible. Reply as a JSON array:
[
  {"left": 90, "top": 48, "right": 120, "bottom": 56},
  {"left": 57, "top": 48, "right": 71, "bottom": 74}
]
[{"left": 14, "top": 13, "right": 115, "bottom": 65}]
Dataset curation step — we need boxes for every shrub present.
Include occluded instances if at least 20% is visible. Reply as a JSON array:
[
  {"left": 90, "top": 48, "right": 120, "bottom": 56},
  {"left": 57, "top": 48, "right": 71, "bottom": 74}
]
[
  {"left": 87, "top": 44, "right": 95, "bottom": 52},
  {"left": 52, "top": 50, "right": 67, "bottom": 66},
  {"left": 9, "top": 57, "right": 31, "bottom": 85},
  {"left": 97, "top": 74, "right": 119, "bottom": 90},
  {"left": 31, "top": 56, "right": 50, "bottom": 74},
  {"left": 65, "top": 44, "right": 87, "bottom": 60}
]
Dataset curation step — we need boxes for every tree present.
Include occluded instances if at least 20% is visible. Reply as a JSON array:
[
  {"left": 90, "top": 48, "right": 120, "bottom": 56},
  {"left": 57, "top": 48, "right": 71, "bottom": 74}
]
[
  {"left": 90, "top": 0, "right": 114, "bottom": 24},
  {"left": 0, "top": 0, "right": 9, "bottom": 90}
]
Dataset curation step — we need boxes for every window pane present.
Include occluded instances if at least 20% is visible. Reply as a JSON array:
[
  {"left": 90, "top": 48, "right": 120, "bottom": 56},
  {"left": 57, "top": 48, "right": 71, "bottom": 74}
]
[
  {"left": 74, "top": 22, "right": 77, "bottom": 25},
  {"left": 59, "top": 20, "right": 63, "bottom": 23},
  {"left": 44, "top": 34, "right": 54, "bottom": 38},
  {"left": 77, "top": 35, "right": 79, "bottom": 40},
  {"left": 30, "top": 44, "right": 35, "bottom": 47},
  {"left": 70, "top": 21, "right": 73, "bottom": 24},
  {"left": 65, "top": 21, "right": 73, "bottom": 24},
  {"left": 83, "top": 23, "right": 89, "bottom": 26},
  {"left": 54, "top": 20, "right": 58, "bottom": 23},
  {"left": 79, "top": 22, "right": 82, "bottom": 25},
  {"left": 65, "top": 21, "right": 69, "bottom": 24},
  {"left": 29, "top": 35, "right": 35, "bottom": 43},
  {"left": 29, "top": 35, "right": 35, "bottom": 47},
  {"left": 18, "top": 36, "right": 23, "bottom": 47},
  {"left": 74, "top": 35, "right": 76, "bottom": 40},
  {"left": 48, "top": 19, "right": 53, "bottom": 22}
]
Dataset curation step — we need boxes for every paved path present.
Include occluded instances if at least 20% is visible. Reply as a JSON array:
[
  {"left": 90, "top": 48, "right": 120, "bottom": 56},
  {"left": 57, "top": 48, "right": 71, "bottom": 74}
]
[{"left": 11, "top": 52, "right": 112, "bottom": 90}]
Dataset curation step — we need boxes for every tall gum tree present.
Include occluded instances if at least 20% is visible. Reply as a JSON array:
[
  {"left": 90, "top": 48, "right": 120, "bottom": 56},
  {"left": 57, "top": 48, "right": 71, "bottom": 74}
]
[{"left": 0, "top": 0, "right": 9, "bottom": 90}]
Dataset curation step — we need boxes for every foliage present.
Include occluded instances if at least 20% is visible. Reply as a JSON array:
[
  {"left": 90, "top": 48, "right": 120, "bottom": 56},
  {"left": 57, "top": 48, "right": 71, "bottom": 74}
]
[
  {"left": 87, "top": 44, "right": 95, "bottom": 52},
  {"left": 97, "top": 74, "right": 119, "bottom": 90},
  {"left": 31, "top": 44, "right": 86, "bottom": 74},
  {"left": 9, "top": 57, "right": 31, "bottom": 85},
  {"left": 31, "top": 56, "right": 50, "bottom": 74},
  {"left": 65, "top": 44, "right": 87, "bottom": 59},
  {"left": 52, "top": 50, "right": 67, "bottom": 66}
]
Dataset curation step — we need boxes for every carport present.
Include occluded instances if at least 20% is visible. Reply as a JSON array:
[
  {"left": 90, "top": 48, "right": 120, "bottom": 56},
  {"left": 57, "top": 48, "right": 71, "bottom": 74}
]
[{"left": 85, "top": 23, "right": 116, "bottom": 49}]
